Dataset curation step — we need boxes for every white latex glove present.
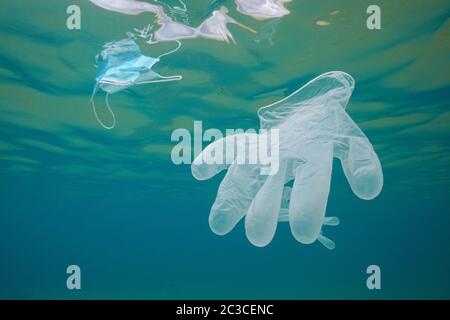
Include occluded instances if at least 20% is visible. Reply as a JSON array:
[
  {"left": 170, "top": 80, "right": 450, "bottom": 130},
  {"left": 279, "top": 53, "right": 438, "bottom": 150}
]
[{"left": 192, "top": 72, "right": 383, "bottom": 248}]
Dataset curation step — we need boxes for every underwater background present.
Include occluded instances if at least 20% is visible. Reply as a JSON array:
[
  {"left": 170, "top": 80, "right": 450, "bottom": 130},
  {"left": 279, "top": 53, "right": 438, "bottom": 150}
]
[{"left": 0, "top": 0, "right": 449, "bottom": 299}]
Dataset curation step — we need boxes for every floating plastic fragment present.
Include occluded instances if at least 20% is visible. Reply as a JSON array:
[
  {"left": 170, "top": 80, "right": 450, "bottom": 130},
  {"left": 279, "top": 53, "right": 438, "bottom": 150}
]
[
  {"left": 90, "top": 0, "right": 256, "bottom": 44},
  {"left": 255, "top": 18, "right": 280, "bottom": 45},
  {"left": 89, "top": 0, "right": 163, "bottom": 15},
  {"left": 235, "top": 0, "right": 291, "bottom": 20}
]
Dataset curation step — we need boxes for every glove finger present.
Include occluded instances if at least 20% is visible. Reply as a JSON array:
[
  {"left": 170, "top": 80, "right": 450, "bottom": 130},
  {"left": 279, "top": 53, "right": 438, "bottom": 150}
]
[
  {"left": 209, "top": 163, "right": 266, "bottom": 235},
  {"left": 338, "top": 136, "right": 383, "bottom": 200},
  {"left": 245, "top": 162, "right": 287, "bottom": 247},
  {"left": 191, "top": 133, "right": 258, "bottom": 180},
  {"left": 331, "top": 106, "right": 383, "bottom": 200},
  {"left": 289, "top": 143, "right": 333, "bottom": 244}
]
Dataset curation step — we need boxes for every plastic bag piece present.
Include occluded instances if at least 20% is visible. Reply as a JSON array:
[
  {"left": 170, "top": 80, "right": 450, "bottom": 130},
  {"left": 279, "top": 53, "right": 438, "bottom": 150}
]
[
  {"left": 192, "top": 71, "right": 383, "bottom": 248},
  {"left": 91, "top": 37, "right": 182, "bottom": 129}
]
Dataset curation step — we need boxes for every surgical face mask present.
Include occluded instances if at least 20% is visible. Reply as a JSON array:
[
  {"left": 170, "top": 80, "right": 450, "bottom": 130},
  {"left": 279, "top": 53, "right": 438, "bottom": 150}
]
[{"left": 91, "top": 37, "right": 182, "bottom": 129}]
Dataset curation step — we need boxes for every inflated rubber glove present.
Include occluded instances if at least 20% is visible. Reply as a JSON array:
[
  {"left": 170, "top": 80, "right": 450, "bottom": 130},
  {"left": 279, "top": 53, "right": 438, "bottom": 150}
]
[{"left": 192, "top": 71, "right": 383, "bottom": 248}]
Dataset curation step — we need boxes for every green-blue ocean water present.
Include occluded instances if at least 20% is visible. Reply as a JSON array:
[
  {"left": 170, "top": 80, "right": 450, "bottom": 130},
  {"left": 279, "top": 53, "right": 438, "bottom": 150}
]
[{"left": 0, "top": 0, "right": 449, "bottom": 299}]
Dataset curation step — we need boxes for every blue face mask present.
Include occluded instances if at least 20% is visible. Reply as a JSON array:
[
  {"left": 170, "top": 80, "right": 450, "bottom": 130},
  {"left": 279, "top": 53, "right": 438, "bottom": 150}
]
[{"left": 91, "top": 38, "right": 182, "bottom": 129}]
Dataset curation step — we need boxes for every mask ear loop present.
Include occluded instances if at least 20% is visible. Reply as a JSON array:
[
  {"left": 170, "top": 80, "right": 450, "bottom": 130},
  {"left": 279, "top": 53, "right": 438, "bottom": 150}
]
[
  {"left": 90, "top": 84, "right": 116, "bottom": 130},
  {"left": 137, "top": 74, "right": 183, "bottom": 84},
  {"left": 137, "top": 40, "right": 183, "bottom": 84},
  {"left": 156, "top": 40, "right": 181, "bottom": 59}
]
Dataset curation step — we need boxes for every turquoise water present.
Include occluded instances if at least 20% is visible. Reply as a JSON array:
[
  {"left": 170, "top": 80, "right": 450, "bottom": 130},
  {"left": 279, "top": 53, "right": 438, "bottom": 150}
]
[{"left": 0, "top": 0, "right": 449, "bottom": 299}]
